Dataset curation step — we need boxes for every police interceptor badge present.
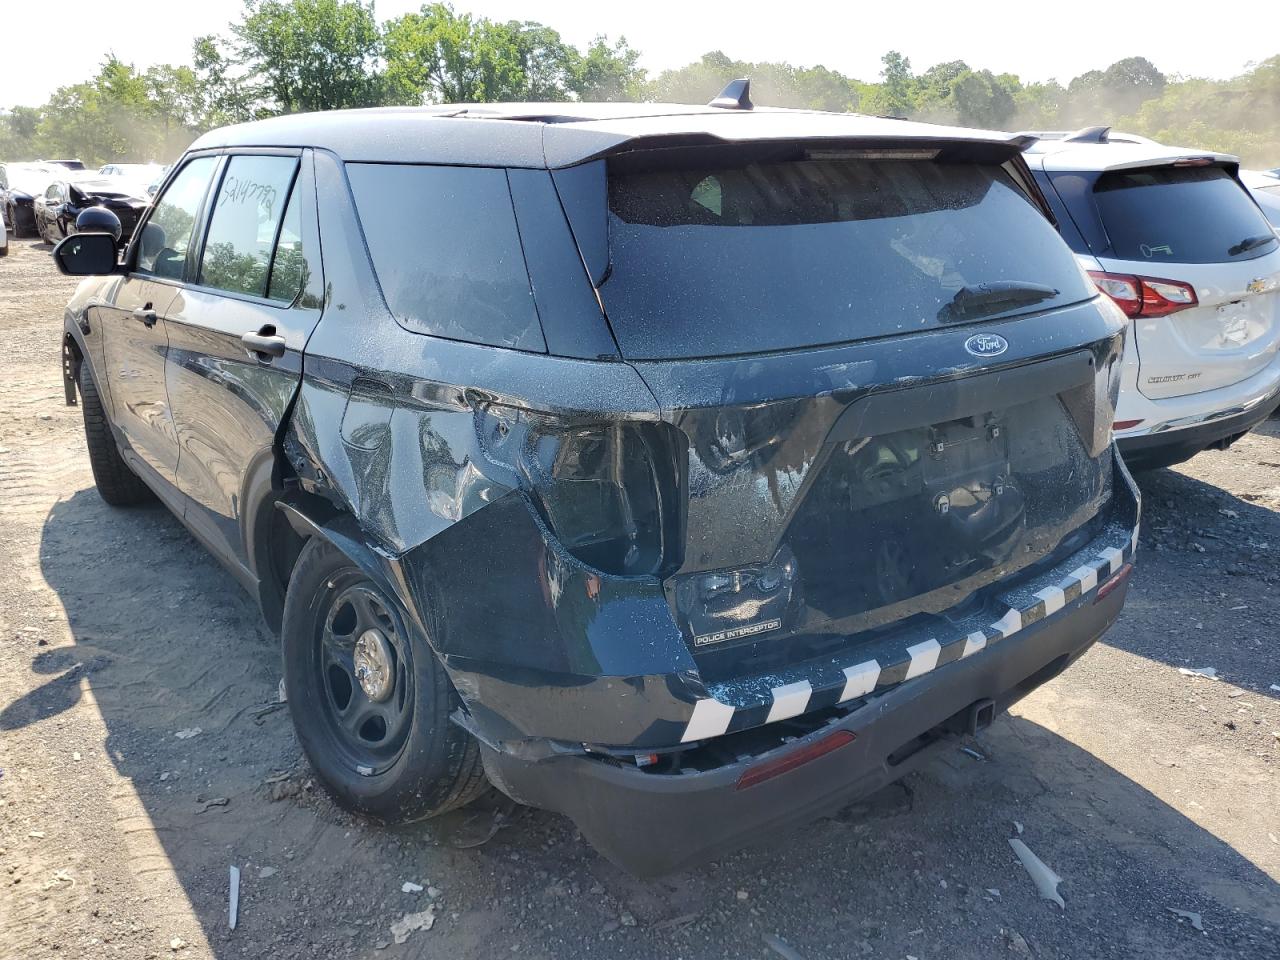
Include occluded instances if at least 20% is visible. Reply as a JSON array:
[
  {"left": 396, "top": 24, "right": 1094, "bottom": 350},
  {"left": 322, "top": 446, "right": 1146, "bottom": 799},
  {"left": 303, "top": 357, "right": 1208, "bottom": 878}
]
[{"left": 694, "top": 618, "right": 783, "bottom": 647}]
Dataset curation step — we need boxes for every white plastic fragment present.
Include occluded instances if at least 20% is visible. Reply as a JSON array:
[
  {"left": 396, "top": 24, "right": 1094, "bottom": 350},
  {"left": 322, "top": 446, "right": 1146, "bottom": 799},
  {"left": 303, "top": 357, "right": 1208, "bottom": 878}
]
[
  {"left": 1167, "top": 908, "right": 1203, "bottom": 932},
  {"left": 1013, "top": 821, "right": 1024, "bottom": 835},
  {"left": 1178, "top": 667, "right": 1218, "bottom": 680},
  {"left": 356, "top": 765, "right": 373, "bottom": 776},
  {"left": 174, "top": 728, "right": 202, "bottom": 740},
  {"left": 401, "top": 881, "right": 424, "bottom": 893},
  {"left": 762, "top": 933, "right": 806, "bottom": 960},
  {"left": 229, "top": 865, "right": 240, "bottom": 930},
  {"left": 1270, "top": 684, "right": 1280, "bottom": 693},
  {"left": 277, "top": 678, "right": 287, "bottom": 702},
  {"left": 1009, "top": 838, "right": 1065, "bottom": 909},
  {"left": 390, "top": 907, "right": 436, "bottom": 944}
]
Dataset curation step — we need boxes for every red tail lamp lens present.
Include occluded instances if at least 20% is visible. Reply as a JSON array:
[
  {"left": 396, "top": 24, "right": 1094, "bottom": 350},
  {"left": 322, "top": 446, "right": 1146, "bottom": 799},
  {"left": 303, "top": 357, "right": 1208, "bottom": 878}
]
[
  {"left": 1089, "top": 271, "right": 1197, "bottom": 319},
  {"left": 735, "top": 730, "right": 857, "bottom": 790},
  {"left": 1112, "top": 419, "right": 1144, "bottom": 431}
]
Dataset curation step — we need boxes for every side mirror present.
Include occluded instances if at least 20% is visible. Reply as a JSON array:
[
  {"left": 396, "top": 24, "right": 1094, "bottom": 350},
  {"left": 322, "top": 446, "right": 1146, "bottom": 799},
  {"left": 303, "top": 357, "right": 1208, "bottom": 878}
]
[
  {"left": 76, "top": 205, "right": 122, "bottom": 240},
  {"left": 53, "top": 232, "right": 118, "bottom": 276}
]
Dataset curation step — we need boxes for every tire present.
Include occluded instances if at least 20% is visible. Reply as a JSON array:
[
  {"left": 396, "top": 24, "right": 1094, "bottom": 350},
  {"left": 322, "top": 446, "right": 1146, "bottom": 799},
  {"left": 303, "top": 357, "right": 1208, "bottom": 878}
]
[
  {"left": 78, "top": 365, "right": 155, "bottom": 506},
  {"left": 281, "top": 538, "right": 487, "bottom": 822}
]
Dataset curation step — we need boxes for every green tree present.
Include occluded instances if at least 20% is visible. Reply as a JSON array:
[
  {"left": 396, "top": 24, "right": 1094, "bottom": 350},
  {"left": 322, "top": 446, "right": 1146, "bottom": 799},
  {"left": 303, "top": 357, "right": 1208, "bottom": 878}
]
[
  {"left": 232, "top": 0, "right": 386, "bottom": 112},
  {"left": 571, "top": 36, "right": 644, "bottom": 102},
  {"left": 869, "top": 51, "right": 914, "bottom": 117},
  {"left": 647, "top": 51, "right": 860, "bottom": 111}
]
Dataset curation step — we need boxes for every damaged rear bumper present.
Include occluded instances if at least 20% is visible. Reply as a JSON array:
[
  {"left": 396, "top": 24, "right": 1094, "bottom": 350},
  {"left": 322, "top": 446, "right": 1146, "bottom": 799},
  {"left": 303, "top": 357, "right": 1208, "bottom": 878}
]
[{"left": 480, "top": 570, "right": 1129, "bottom": 876}]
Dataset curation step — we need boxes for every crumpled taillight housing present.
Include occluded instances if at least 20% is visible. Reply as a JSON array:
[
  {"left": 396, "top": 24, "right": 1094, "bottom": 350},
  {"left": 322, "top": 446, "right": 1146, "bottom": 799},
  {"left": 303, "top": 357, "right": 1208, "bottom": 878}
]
[{"left": 476, "top": 405, "right": 685, "bottom": 577}]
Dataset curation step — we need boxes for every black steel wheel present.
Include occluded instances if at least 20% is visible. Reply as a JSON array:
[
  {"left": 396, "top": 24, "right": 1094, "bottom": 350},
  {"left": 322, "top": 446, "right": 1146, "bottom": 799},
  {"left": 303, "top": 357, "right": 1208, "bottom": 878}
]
[
  {"left": 314, "top": 580, "right": 415, "bottom": 775},
  {"left": 281, "top": 538, "right": 487, "bottom": 821}
]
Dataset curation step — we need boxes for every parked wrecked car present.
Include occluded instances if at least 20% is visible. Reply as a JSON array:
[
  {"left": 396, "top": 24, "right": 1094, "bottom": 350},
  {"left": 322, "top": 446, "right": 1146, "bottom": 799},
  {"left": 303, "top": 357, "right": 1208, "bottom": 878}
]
[
  {"left": 0, "top": 161, "right": 57, "bottom": 238},
  {"left": 1, "top": 201, "right": 8, "bottom": 258},
  {"left": 1025, "top": 128, "right": 1280, "bottom": 469},
  {"left": 34, "top": 177, "right": 149, "bottom": 246},
  {"left": 53, "top": 86, "right": 1140, "bottom": 875}
]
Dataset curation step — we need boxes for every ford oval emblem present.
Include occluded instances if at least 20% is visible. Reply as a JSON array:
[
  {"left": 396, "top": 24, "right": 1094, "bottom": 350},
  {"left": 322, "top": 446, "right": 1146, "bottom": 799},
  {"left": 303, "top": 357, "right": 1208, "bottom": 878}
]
[{"left": 964, "top": 333, "right": 1008, "bottom": 358}]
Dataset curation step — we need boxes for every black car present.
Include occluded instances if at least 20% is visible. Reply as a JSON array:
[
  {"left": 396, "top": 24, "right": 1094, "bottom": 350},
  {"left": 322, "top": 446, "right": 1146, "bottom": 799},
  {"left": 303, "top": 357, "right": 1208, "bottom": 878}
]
[
  {"left": 34, "top": 177, "right": 148, "bottom": 245},
  {"left": 53, "top": 88, "right": 1140, "bottom": 875},
  {"left": 0, "top": 161, "right": 56, "bottom": 238}
]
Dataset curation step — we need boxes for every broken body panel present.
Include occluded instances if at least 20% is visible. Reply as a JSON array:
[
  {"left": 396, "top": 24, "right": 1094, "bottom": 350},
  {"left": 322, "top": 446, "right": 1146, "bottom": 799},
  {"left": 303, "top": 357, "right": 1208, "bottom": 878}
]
[{"left": 282, "top": 143, "right": 1135, "bottom": 760}]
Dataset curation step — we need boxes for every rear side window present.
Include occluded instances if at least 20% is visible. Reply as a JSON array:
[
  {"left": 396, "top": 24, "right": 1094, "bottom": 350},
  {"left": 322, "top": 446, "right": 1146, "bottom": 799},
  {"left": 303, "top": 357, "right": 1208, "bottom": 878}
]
[
  {"left": 599, "top": 156, "right": 1091, "bottom": 359},
  {"left": 347, "top": 163, "right": 544, "bottom": 352},
  {"left": 199, "top": 154, "right": 299, "bottom": 297},
  {"left": 1092, "top": 166, "right": 1278, "bottom": 264},
  {"left": 136, "top": 156, "right": 218, "bottom": 280}
]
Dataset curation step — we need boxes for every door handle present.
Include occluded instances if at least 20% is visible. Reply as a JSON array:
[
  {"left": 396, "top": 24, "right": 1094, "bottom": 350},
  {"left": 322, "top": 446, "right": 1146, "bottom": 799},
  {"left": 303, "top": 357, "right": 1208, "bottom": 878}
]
[
  {"left": 131, "top": 307, "right": 157, "bottom": 327},
  {"left": 241, "top": 329, "right": 287, "bottom": 360}
]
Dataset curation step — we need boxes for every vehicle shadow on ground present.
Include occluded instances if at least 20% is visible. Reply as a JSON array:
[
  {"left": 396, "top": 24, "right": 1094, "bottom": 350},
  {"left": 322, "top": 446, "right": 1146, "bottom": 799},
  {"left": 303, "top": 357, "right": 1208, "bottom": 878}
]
[
  {"left": 12, "top": 487, "right": 1279, "bottom": 959},
  {"left": 1112, "top": 453, "right": 1280, "bottom": 698}
]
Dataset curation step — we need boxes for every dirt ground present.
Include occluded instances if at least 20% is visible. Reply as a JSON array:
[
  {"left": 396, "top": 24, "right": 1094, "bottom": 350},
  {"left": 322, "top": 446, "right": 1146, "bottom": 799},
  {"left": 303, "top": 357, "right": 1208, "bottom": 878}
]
[{"left": 0, "top": 235, "right": 1277, "bottom": 960}]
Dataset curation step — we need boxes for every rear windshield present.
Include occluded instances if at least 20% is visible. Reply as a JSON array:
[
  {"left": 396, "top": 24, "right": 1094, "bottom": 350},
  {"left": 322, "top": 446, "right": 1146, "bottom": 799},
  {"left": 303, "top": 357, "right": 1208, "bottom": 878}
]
[
  {"left": 599, "top": 157, "right": 1091, "bottom": 359},
  {"left": 1092, "top": 166, "right": 1278, "bottom": 264}
]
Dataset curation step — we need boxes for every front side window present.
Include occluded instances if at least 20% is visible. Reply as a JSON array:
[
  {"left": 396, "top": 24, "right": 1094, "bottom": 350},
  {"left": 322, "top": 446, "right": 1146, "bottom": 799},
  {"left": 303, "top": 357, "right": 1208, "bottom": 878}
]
[
  {"left": 198, "top": 154, "right": 299, "bottom": 297},
  {"left": 136, "top": 156, "right": 218, "bottom": 280},
  {"left": 346, "top": 163, "right": 544, "bottom": 351}
]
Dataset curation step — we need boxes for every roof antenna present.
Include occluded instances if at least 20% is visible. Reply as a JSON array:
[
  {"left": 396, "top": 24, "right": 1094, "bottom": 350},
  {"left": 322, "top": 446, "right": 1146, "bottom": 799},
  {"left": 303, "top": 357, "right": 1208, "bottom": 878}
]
[
  {"left": 709, "top": 78, "right": 753, "bottom": 110},
  {"left": 1064, "top": 125, "right": 1111, "bottom": 144}
]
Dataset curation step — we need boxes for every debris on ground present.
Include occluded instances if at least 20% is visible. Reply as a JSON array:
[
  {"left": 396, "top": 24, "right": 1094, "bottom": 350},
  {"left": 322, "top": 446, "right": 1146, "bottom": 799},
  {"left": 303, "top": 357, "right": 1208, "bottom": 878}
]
[
  {"left": 1270, "top": 684, "right": 1280, "bottom": 693},
  {"left": 229, "top": 865, "right": 240, "bottom": 930},
  {"left": 1167, "top": 908, "right": 1204, "bottom": 932},
  {"left": 1177, "top": 667, "right": 1219, "bottom": 680},
  {"left": 1012, "top": 821, "right": 1024, "bottom": 835},
  {"left": 401, "top": 881, "right": 424, "bottom": 893},
  {"left": 390, "top": 907, "right": 436, "bottom": 944},
  {"left": 169, "top": 937, "right": 187, "bottom": 951},
  {"left": 277, "top": 678, "right": 287, "bottom": 702},
  {"left": 449, "top": 804, "right": 513, "bottom": 849},
  {"left": 763, "top": 932, "right": 807, "bottom": 960},
  {"left": 1003, "top": 929, "right": 1032, "bottom": 955},
  {"left": 959, "top": 746, "right": 986, "bottom": 761},
  {"left": 427, "top": 885, "right": 442, "bottom": 899},
  {"left": 72, "top": 751, "right": 81, "bottom": 762},
  {"left": 1009, "top": 838, "right": 1065, "bottom": 909},
  {"left": 620, "top": 911, "right": 637, "bottom": 927},
  {"left": 652, "top": 912, "right": 700, "bottom": 932},
  {"left": 42, "top": 869, "right": 75, "bottom": 890},
  {"left": 28, "top": 830, "right": 45, "bottom": 839},
  {"left": 251, "top": 702, "right": 286, "bottom": 724},
  {"left": 258, "top": 866, "right": 277, "bottom": 879},
  {"left": 197, "top": 797, "right": 230, "bottom": 813},
  {"left": 174, "top": 728, "right": 202, "bottom": 740}
]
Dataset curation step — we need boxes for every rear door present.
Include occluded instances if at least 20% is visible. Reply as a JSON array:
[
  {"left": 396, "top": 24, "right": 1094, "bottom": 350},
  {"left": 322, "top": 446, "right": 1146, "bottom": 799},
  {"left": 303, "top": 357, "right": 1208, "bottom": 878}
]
[
  {"left": 1079, "top": 164, "right": 1280, "bottom": 399},
  {"left": 164, "top": 149, "right": 324, "bottom": 571},
  {"left": 98, "top": 155, "right": 220, "bottom": 489}
]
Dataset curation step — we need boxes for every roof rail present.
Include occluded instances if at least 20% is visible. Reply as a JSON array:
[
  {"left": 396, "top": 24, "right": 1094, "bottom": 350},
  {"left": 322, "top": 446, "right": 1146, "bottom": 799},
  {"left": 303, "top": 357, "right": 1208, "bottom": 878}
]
[
  {"left": 1063, "top": 125, "right": 1111, "bottom": 144},
  {"left": 709, "top": 78, "right": 753, "bottom": 110}
]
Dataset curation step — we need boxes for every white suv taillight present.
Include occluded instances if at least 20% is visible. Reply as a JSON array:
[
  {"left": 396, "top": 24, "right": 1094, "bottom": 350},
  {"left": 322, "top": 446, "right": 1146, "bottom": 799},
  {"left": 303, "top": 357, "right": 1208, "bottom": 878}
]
[{"left": 1088, "top": 271, "right": 1198, "bottom": 319}]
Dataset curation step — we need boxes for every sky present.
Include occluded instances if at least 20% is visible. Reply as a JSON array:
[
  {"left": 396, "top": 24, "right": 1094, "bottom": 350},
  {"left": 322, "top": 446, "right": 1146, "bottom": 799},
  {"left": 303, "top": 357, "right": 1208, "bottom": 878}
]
[{"left": 2, "top": 0, "right": 1277, "bottom": 107}]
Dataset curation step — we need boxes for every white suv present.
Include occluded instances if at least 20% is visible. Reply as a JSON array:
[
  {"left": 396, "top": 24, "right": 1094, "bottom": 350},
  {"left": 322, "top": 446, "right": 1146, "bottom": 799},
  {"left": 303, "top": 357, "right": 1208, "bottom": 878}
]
[{"left": 1026, "top": 134, "right": 1280, "bottom": 469}]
